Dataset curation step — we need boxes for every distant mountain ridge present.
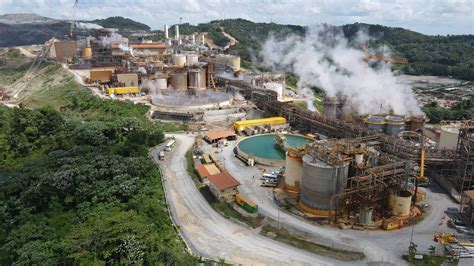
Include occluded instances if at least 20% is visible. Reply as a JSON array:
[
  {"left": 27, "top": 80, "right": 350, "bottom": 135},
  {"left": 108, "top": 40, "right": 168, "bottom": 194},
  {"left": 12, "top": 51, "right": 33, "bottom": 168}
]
[{"left": 0, "top": 13, "right": 60, "bottom": 25}]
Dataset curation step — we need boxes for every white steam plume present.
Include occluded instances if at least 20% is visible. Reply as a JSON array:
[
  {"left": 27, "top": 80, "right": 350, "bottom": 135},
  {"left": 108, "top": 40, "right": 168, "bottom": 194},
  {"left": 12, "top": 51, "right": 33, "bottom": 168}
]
[
  {"left": 301, "top": 87, "right": 317, "bottom": 113},
  {"left": 260, "top": 25, "right": 422, "bottom": 115},
  {"left": 99, "top": 32, "right": 128, "bottom": 47},
  {"left": 99, "top": 33, "right": 134, "bottom": 56},
  {"left": 75, "top": 22, "right": 103, "bottom": 29},
  {"left": 118, "top": 43, "right": 134, "bottom": 57},
  {"left": 141, "top": 80, "right": 156, "bottom": 94}
]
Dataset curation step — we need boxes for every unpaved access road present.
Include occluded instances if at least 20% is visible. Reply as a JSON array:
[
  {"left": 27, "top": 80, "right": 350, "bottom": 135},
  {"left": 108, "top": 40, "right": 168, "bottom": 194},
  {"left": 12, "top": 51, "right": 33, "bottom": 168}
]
[{"left": 150, "top": 134, "right": 348, "bottom": 265}]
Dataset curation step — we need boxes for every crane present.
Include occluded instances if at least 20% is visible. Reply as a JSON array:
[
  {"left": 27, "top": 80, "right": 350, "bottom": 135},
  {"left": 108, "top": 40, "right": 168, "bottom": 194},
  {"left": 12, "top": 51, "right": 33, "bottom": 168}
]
[
  {"left": 417, "top": 133, "right": 430, "bottom": 187},
  {"left": 363, "top": 41, "right": 408, "bottom": 64}
]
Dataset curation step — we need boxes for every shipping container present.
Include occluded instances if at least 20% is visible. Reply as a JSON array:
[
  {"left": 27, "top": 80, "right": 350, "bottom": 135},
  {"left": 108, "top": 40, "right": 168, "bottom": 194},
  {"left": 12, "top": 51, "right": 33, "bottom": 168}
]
[
  {"left": 106, "top": 87, "right": 140, "bottom": 95},
  {"left": 235, "top": 194, "right": 258, "bottom": 213}
]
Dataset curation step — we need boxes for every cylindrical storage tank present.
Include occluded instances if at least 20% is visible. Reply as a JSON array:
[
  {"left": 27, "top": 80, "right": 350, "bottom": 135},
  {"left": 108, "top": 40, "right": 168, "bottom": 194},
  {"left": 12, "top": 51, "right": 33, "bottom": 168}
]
[
  {"left": 408, "top": 115, "right": 425, "bottom": 132},
  {"left": 300, "top": 154, "right": 349, "bottom": 212},
  {"left": 263, "top": 82, "right": 283, "bottom": 101},
  {"left": 284, "top": 151, "right": 303, "bottom": 192},
  {"left": 173, "top": 54, "right": 186, "bottom": 67},
  {"left": 438, "top": 126, "right": 460, "bottom": 150},
  {"left": 199, "top": 69, "right": 206, "bottom": 89},
  {"left": 188, "top": 69, "right": 206, "bottom": 91},
  {"left": 82, "top": 47, "right": 92, "bottom": 59},
  {"left": 186, "top": 54, "right": 199, "bottom": 66},
  {"left": 216, "top": 54, "right": 240, "bottom": 71},
  {"left": 156, "top": 78, "right": 167, "bottom": 90},
  {"left": 385, "top": 116, "right": 405, "bottom": 136},
  {"left": 323, "top": 96, "right": 339, "bottom": 118},
  {"left": 359, "top": 207, "right": 373, "bottom": 225},
  {"left": 228, "top": 55, "right": 240, "bottom": 71},
  {"left": 170, "top": 72, "right": 188, "bottom": 91},
  {"left": 366, "top": 115, "right": 386, "bottom": 133},
  {"left": 341, "top": 104, "right": 353, "bottom": 122},
  {"left": 391, "top": 191, "right": 412, "bottom": 216}
]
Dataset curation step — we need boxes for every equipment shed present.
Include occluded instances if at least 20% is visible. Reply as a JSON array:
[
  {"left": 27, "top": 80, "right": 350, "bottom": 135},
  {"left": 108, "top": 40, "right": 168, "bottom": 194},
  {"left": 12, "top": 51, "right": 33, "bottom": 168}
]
[{"left": 208, "top": 172, "right": 240, "bottom": 202}]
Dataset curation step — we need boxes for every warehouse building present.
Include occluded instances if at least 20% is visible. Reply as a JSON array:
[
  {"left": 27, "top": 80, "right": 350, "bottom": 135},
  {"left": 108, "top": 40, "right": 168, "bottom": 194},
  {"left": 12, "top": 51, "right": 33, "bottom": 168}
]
[
  {"left": 233, "top": 117, "right": 288, "bottom": 134},
  {"left": 208, "top": 172, "right": 240, "bottom": 202},
  {"left": 52, "top": 41, "right": 77, "bottom": 61},
  {"left": 90, "top": 69, "right": 113, "bottom": 83},
  {"left": 196, "top": 163, "right": 221, "bottom": 180},
  {"left": 204, "top": 130, "right": 236, "bottom": 144},
  {"left": 117, "top": 73, "right": 139, "bottom": 87}
]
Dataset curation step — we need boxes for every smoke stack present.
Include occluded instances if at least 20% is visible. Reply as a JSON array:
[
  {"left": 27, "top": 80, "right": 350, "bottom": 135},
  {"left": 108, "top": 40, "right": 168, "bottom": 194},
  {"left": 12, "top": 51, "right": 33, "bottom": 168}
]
[
  {"left": 164, "top": 24, "right": 169, "bottom": 39},
  {"left": 192, "top": 34, "right": 195, "bottom": 45},
  {"left": 175, "top": 25, "right": 180, "bottom": 41},
  {"left": 201, "top": 34, "right": 205, "bottom": 45},
  {"left": 323, "top": 96, "right": 339, "bottom": 118}
]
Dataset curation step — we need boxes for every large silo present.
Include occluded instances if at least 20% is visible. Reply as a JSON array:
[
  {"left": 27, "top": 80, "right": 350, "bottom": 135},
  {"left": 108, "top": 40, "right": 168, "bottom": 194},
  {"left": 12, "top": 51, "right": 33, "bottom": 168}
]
[
  {"left": 389, "top": 191, "right": 412, "bottom": 216},
  {"left": 186, "top": 54, "right": 199, "bottom": 66},
  {"left": 385, "top": 116, "right": 405, "bottom": 136},
  {"left": 155, "top": 78, "right": 167, "bottom": 90},
  {"left": 408, "top": 115, "right": 425, "bottom": 132},
  {"left": 284, "top": 151, "right": 303, "bottom": 192},
  {"left": 439, "top": 125, "right": 460, "bottom": 150},
  {"left": 264, "top": 82, "right": 283, "bottom": 101},
  {"left": 188, "top": 69, "right": 206, "bottom": 91},
  {"left": 173, "top": 54, "right": 186, "bottom": 67},
  {"left": 323, "top": 96, "right": 339, "bottom": 118},
  {"left": 341, "top": 104, "right": 353, "bottom": 122},
  {"left": 216, "top": 54, "right": 240, "bottom": 71},
  {"left": 365, "top": 115, "right": 386, "bottom": 133},
  {"left": 300, "top": 154, "right": 349, "bottom": 213},
  {"left": 170, "top": 72, "right": 188, "bottom": 91}
]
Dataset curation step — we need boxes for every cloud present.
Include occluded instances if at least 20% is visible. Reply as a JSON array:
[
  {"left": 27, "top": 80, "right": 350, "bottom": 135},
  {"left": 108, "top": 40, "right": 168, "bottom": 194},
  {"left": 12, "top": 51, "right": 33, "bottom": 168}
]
[{"left": 0, "top": 0, "right": 471, "bottom": 35}]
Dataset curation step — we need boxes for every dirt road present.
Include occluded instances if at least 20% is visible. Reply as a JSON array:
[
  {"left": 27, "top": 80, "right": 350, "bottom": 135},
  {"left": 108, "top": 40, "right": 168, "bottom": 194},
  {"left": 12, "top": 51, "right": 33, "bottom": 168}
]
[{"left": 150, "top": 134, "right": 344, "bottom": 265}]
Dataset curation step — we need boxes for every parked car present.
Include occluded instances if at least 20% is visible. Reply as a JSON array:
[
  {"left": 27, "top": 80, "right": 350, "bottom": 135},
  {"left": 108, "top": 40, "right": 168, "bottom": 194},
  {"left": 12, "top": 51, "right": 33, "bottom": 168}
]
[
  {"left": 446, "top": 207, "right": 459, "bottom": 214},
  {"left": 262, "top": 173, "right": 279, "bottom": 180},
  {"left": 454, "top": 219, "right": 466, "bottom": 226}
]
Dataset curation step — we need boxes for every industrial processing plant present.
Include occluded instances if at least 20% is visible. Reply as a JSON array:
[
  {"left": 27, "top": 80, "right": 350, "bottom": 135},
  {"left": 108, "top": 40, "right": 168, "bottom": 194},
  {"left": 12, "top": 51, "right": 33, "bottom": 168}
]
[
  {"left": 13, "top": 21, "right": 471, "bottom": 230},
  {"left": 3, "top": 13, "right": 473, "bottom": 263}
]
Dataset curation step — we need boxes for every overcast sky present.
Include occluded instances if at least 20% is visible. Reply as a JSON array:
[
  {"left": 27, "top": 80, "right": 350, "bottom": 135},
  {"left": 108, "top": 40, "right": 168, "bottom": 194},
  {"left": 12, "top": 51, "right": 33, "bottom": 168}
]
[{"left": 1, "top": 0, "right": 472, "bottom": 35}]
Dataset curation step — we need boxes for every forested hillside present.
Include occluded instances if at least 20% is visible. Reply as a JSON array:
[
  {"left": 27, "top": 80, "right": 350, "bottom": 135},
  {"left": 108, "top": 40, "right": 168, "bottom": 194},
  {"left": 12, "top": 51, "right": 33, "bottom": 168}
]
[
  {"left": 163, "top": 19, "right": 473, "bottom": 80},
  {"left": 92, "top": 16, "right": 150, "bottom": 31},
  {"left": 342, "top": 23, "right": 474, "bottom": 81},
  {"left": 1, "top": 13, "right": 472, "bottom": 79},
  {"left": 0, "top": 65, "right": 194, "bottom": 264}
]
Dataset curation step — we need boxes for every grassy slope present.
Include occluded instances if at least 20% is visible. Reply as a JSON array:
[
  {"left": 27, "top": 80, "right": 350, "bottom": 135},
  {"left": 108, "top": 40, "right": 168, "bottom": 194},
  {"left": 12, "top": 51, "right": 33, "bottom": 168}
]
[{"left": 0, "top": 64, "right": 31, "bottom": 87}]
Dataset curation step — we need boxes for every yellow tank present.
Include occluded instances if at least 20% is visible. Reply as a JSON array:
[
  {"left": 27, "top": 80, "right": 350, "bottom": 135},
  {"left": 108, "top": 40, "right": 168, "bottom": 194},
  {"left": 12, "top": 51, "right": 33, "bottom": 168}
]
[
  {"left": 106, "top": 87, "right": 140, "bottom": 95},
  {"left": 82, "top": 47, "right": 92, "bottom": 59},
  {"left": 298, "top": 201, "right": 336, "bottom": 217},
  {"left": 391, "top": 191, "right": 412, "bottom": 216},
  {"left": 233, "top": 117, "right": 286, "bottom": 132}
]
